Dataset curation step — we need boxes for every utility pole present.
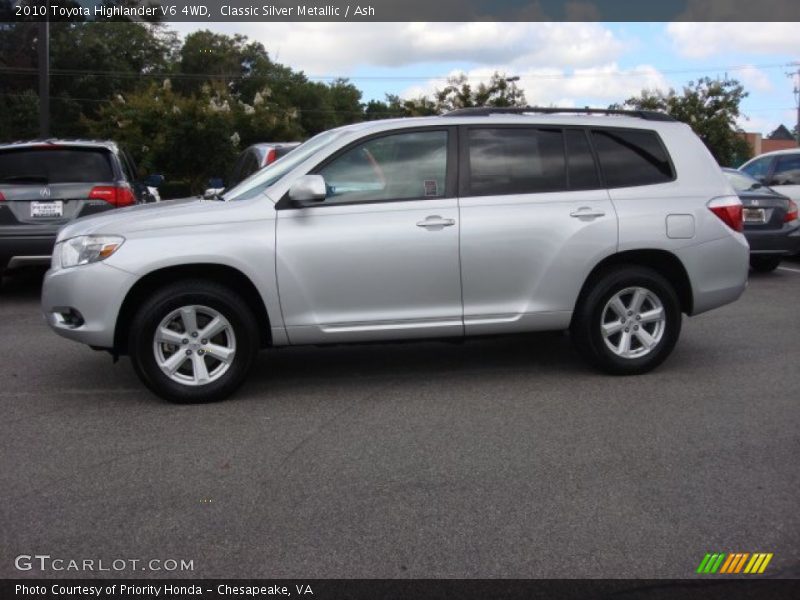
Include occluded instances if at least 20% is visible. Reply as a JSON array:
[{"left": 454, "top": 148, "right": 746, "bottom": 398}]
[
  {"left": 38, "top": 19, "right": 50, "bottom": 138},
  {"left": 788, "top": 62, "right": 800, "bottom": 145}
]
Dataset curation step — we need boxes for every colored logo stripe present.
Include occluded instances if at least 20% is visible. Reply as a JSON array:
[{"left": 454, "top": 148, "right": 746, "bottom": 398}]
[{"left": 697, "top": 552, "right": 773, "bottom": 574}]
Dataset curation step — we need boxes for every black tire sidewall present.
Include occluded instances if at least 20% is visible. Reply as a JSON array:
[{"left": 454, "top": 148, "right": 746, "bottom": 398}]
[
  {"left": 129, "top": 282, "right": 258, "bottom": 403},
  {"left": 573, "top": 267, "right": 681, "bottom": 375},
  {"left": 749, "top": 256, "right": 781, "bottom": 272}
]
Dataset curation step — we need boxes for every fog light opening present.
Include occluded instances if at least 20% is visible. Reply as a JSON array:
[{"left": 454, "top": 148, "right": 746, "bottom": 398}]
[{"left": 54, "top": 307, "right": 85, "bottom": 328}]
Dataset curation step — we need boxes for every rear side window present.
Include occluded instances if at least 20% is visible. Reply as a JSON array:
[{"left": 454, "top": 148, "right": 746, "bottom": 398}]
[
  {"left": 565, "top": 129, "right": 601, "bottom": 190},
  {"left": 0, "top": 148, "right": 114, "bottom": 184},
  {"left": 467, "top": 128, "right": 566, "bottom": 196},
  {"left": 591, "top": 129, "right": 674, "bottom": 187},
  {"left": 274, "top": 146, "right": 296, "bottom": 160},
  {"left": 772, "top": 154, "right": 800, "bottom": 185}
]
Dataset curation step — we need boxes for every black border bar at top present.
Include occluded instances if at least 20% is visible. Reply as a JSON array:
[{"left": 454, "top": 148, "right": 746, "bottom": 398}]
[
  {"left": 443, "top": 107, "right": 676, "bottom": 122},
  {"left": 4, "top": 0, "right": 800, "bottom": 22}
]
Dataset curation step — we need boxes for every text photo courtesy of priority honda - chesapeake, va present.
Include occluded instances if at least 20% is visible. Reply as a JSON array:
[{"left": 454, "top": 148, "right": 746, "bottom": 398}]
[{"left": 1, "top": 2, "right": 800, "bottom": 599}]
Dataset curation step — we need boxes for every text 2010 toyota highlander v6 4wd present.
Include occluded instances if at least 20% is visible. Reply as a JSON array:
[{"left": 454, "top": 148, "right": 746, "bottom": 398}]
[{"left": 42, "top": 108, "right": 749, "bottom": 403}]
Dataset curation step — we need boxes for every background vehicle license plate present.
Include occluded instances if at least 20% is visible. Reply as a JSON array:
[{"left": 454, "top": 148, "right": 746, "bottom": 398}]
[
  {"left": 743, "top": 208, "right": 765, "bottom": 223},
  {"left": 31, "top": 201, "right": 63, "bottom": 218}
]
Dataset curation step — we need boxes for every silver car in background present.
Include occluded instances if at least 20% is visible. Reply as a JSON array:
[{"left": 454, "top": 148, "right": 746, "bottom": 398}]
[{"left": 42, "top": 108, "right": 749, "bottom": 403}]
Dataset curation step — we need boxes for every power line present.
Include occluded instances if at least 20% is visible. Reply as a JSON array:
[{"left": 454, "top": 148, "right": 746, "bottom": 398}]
[{"left": 0, "top": 62, "right": 794, "bottom": 82}]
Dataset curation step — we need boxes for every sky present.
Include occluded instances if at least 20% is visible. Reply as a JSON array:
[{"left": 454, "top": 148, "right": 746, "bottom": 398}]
[{"left": 171, "top": 22, "right": 799, "bottom": 136}]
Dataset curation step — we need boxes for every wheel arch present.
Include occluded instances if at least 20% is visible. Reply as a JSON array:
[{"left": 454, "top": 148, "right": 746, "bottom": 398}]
[
  {"left": 114, "top": 263, "right": 271, "bottom": 355},
  {"left": 572, "top": 249, "right": 694, "bottom": 322}
]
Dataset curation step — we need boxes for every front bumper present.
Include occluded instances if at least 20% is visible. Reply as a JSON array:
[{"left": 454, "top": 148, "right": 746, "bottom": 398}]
[
  {"left": 41, "top": 262, "right": 137, "bottom": 348},
  {"left": 745, "top": 222, "right": 800, "bottom": 255}
]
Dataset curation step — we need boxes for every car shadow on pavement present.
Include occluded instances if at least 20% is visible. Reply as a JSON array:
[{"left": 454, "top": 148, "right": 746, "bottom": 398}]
[{"left": 0, "top": 265, "right": 48, "bottom": 301}]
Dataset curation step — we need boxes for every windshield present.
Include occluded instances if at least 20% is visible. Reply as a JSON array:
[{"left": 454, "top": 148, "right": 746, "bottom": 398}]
[
  {"left": 224, "top": 129, "right": 345, "bottom": 201},
  {"left": 724, "top": 169, "right": 762, "bottom": 192}
]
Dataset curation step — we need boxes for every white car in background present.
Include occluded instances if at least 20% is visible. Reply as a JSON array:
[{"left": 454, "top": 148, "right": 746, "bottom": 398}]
[{"left": 739, "top": 148, "right": 800, "bottom": 203}]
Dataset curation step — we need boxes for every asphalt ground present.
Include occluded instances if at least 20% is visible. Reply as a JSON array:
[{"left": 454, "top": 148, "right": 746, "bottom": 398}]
[{"left": 1, "top": 261, "right": 799, "bottom": 579}]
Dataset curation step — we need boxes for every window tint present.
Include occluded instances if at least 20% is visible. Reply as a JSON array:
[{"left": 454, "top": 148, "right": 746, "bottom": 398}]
[
  {"left": 772, "top": 154, "right": 800, "bottom": 185},
  {"left": 319, "top": 130, "right": 448, "bottom": 204},
  {"left": 0, "top": 148, "right": 114, "bottom": 184},
  {"left": 565, "top": 129, "right": 600, "bottom": 189},
  {"left": 592, "top": 129, "right": 674, "bottom": 187},
  {"left": 274, "top": 145, "right": 296, "bottom": 160},
  {"left": 467, "top": 128, "right": 565, "bottom": 196},
  {"left": 238, "top": 151, "right": 261, "bottom": 183},
  {"left": 740, "top": 156, "right": 773, "bottom": 180}
]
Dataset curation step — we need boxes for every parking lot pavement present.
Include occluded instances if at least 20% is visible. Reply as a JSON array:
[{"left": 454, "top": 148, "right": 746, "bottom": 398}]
[{"left": 1, "top": 263, "right": 799, "bottom": 580}]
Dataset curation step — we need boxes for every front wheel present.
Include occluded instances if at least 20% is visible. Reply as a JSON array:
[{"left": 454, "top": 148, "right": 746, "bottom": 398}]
[
  {"left": 129, "top": 280, "right": 259, "bottom": 403},
  {"left": 749, "top": 255, "right": 781, "bottom": 273},
  {"left": 570, "top": 266, "right": 682, "bottom": 375}
]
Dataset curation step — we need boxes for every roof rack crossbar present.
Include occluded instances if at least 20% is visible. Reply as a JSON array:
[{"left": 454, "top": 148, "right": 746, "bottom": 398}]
[{"left": 442, "top": 106, "right": 675, "bottom": 122}]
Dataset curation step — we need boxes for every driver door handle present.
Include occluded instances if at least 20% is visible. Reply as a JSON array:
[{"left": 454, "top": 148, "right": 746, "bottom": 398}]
[
  {"left": 417, "top": 215, "right": 456, "bottom": 230},
  {"left": 570, "top": 207, "right": 606, "bottom": 219}
]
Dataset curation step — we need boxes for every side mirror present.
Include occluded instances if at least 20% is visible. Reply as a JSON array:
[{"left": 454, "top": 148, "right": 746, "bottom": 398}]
[
  {"left": 143, "top": 174, "right": 164, "bottom": 187},
  {"left": 288, "top": 174, "right": 327, "bottom": 204}
]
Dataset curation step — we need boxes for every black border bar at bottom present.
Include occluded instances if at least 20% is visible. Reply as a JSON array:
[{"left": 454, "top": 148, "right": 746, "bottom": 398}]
[{"left": 3, "top": 579, "right": 800, "bottom": 600}]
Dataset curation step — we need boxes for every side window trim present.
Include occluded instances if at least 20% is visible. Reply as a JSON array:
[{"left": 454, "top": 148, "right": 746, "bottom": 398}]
[
  {"left": 564, "top": 126, "right": 604, "bottom": 190},
  {"left": 276, "top": 126, "right": 458, "bottom": 210}
]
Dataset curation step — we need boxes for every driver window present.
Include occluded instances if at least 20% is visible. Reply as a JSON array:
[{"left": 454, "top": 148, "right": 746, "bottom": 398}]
[{"left": 318, "top": 130, "right": 448, "bottom": 204}]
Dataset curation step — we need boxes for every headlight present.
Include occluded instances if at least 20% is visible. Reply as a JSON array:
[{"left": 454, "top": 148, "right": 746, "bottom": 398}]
[{"left": 58, "top": 235, "right": 125, "bottom": 269}]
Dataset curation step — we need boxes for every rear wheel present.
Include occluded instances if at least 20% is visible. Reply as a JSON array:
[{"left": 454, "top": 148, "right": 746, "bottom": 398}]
[
  {"left": 749, "top": 255, "right": 781, "bottom": 273},
  {"left": 570, "top": 266, "right": 681, "bottom": 375},
  {"left": 129, "top": 280, "right": 259, "bottom": 403}
]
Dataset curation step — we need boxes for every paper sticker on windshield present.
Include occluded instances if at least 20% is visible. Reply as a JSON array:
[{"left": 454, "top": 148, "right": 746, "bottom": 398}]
[{"left": 424, "top": 180, "right": 438, "bottom": 196}]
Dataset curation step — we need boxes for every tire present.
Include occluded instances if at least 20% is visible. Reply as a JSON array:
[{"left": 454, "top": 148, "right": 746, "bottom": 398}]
[
  {"left": 749, "top": 255, "right": 781, "bottom": 273},
  {"left": 570, "top": 266, "right": 682, "bottom": 375},
  {"left": 0, "top": 257, "right": 8, "bottom": 292},
  {"left": 129, "top": 280, "right": 259, "bottom": 403}
]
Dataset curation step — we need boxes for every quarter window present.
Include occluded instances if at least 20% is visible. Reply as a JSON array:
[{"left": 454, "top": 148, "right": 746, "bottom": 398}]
[
  {"left": 466, "top": 128, "right": 566, "bottom": 196},
  {"left": 319, "top": 130, "right": 448, "bottom": 204},
  {"left": 592, "top": 129, "right": 674, "bottom": 187}
]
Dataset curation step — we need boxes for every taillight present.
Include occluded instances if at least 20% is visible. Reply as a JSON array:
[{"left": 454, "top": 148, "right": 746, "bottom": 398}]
[
  {"left": 0, "top": 191, "right": 5, "bottom": 201},
  {"left": 785, "top": 199, "right": 798, "bottom": 223},
  {"left": 263, "top": 148, "right": 277, "bottom": 166},
  {"left": 708, "top": 195, "right": 743, "bottom": 232},
  {"left": 88, "top": 185, "right": 135, "bottom": 207},
  {"left": 116, "top": 185, "right": 136, "bottom": 207}
]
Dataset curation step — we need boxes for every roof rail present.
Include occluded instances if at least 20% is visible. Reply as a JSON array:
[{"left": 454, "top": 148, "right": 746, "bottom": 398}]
[{"left": 442, "top": 106, "right": 676, "bottom": 122}]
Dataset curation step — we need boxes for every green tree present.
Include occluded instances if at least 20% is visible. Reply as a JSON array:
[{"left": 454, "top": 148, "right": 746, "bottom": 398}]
[
  {"left": 616, "top": 77, "right": 752, "bottom": 166},
  {"left": 433, "top": 72, "right": 526, "bottom": 113}
]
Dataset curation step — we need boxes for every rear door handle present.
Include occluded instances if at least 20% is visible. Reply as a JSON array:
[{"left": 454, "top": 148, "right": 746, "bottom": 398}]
[
  {"left": 570, "top": 207, "right": 606, "bottom": 219},
  {"left": 417, "top": 215, "right": 456, "bottom": 230}
]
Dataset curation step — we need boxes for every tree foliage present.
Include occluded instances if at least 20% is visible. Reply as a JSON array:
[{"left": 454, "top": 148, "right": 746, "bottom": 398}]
[{"left": 615, "top": 77, "right": 752, "bottom": 166}]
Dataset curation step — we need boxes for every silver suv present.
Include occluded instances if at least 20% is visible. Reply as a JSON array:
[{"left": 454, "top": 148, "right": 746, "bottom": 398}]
[{"left": 42, "top": 108, "right": 749, "bottom": 403}]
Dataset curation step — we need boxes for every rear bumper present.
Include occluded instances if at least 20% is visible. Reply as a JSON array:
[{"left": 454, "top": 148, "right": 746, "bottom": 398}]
[
  {"left": 676, "top": 233, "right": 750, "bottom": 316},
  {"left": 744, "top": 222, "right": 800, "bottom": 255},
  {"left": 0, "top": 231, "right": 57, "bottom": 262},
  {"left": 41, "top": 262, "right": 137, "bottom": 348}
]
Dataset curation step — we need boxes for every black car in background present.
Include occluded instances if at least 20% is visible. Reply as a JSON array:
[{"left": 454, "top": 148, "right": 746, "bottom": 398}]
[
  {"left": 0, "top": 140, "right": 162, "bottom": 280},
  {"left": 723, "top": 168, "right": 800, "bottom": 272},
  {"left": 204, "top": 142, "right": 300, "bottom": 198}
]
